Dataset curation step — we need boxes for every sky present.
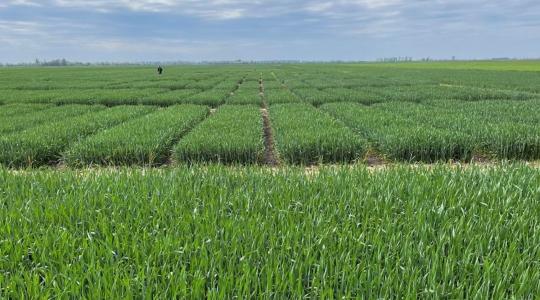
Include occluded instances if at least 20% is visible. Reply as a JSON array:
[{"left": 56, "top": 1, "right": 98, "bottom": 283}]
[{"left": 0, "top": 0, "right": 539, "bottom": 63}]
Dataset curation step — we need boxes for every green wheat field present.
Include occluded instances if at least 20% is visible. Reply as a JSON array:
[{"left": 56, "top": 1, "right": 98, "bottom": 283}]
[{"left": 1, "top": 61, "right": 540, "bottom": 297}]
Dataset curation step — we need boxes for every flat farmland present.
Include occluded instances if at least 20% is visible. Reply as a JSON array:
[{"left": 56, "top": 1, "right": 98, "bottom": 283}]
[
  {"left": 1, "top": 62, "right": 540, "bottom": 167},
  {"left": 1, "top": 62, "right": 540, "bottom": 298}
]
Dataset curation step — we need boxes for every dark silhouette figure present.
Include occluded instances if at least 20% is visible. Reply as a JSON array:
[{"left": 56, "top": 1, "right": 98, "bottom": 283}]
[{"left": 157, "top": 65, "right": 163, "bottom": 75}]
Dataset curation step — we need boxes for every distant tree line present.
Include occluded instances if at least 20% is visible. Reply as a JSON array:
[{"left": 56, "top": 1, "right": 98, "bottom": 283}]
[
  {"left": 35, "top": 58, "right": 69, "bottom": 66},
  {"left": 375, "top": 57, "right": 540, "bottom": 63},
  {"left": 0, "top": 57, "right": 539, "bottom": 67},
  {"left": 0, "top": 58, "right": 307, "bottom": 67},
  {"left": 0, "top": 58, "right": 92, "bottom": 67},
  {"left": 377, "top": 57, "right": 414, "bottom": 62}
]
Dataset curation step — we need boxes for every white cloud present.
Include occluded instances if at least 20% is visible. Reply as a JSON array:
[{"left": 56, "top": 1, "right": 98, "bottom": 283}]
[
  {"left": 0, "top": 17, "right": 266, "bottom": 62},
  {"left": 50, "top": 0, "right": 258, "bottom": 18},
  {"left": 6, "top": 0, "right": 408, "bottom": 20},
  {"left": 5, "top": 0, "right": 42, "bottom": 6},
  {"left": 2, "top": 1, "right": 539, "bottom": 37},
  {"left": 1, "top": 0, "right": 536, "bottom": 27},
  {"left": 1, "top": 0, "right": 539, "bottom": 62}
]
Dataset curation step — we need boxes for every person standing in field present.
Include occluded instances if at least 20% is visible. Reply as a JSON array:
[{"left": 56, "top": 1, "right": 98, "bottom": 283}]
[{"left": 157, "top": 65, "right": 163, "bottom": 75}]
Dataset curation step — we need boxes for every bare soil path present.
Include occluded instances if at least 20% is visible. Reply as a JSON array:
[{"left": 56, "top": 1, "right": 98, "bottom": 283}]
[
  {"left": 261, "top": 107, "right": 279, "bottom": 166},
  {"left": 259, "top": 75, "right": 279, "bottom": 166}
]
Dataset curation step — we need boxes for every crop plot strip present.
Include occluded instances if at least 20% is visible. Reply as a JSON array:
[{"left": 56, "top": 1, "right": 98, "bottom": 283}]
[
  {"left": 53, "top": 89, "right": 163, "bottom": 106},
  {"left": 182, "top": 77, "right": 246, "bottom": 107},
  {"left": 265, "top": 72, "right": 304, "bottom": 104},
  {"left": 322, "top": 87, "right": 383, "bottom": 105},
  {"left": 288, "top": 86, "right": 379, "bottom": 106},
  {"left": 65, "top": 105, "right": 209, "bottom": 166},
  {"left": 426, "top": 99, "right": 540, "bottom": 124},
  {"left": 269, "top": 103, "right": 367, "bottom": 164},
  {"left": 322, "top": 102, "right": 474, "bottom": 162},
  {"left": 174, "top": 105, "right": 264, "bottom": 164},
  {"left": 227, "top": 77, "right": 263, "bottom": 105},
  {"left": 214, "top": 76, "right": 245, "bottom": 92},
  {"left": 264, "top": 88, "right": 302, "bottom": 104},
  {"left": 185, "top": 88, "right": 231, "bottom": 107},
  {"left": 227, "top": 89, "right": 262, "bottom": 105},
  {"left": 138, "top": 89, "right": 202, "bottom": 106},
  {"left": 388, "top": 100, "right": 540, "bottom": 160},
  {"left": 288, "top": 88, "right": 333, "bottom": 105},
  {"left": 436, "top": 85, "right": 536, "bottom": 101},
  {"left": 0, "top": 103, "right": 52, "bottom": 118},
  {"left": 349, "top": 85, "right": 537, "bottom": 103},
  {"left": 0, "top": 106, "right": 155, "bottom": 167},
  {"left": 0, "top": 104, "right": 103, "bottom": 135}
]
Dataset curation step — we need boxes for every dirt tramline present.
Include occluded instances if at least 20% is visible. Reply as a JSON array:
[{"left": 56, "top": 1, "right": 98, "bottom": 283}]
[{"left": 260, "top": 74, "right": 280, "bottom": 166}]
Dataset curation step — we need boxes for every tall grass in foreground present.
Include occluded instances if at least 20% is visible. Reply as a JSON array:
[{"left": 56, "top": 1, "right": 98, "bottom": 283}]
[{"left": 0, "top": 165, "right": 539, "bottom": 298}]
